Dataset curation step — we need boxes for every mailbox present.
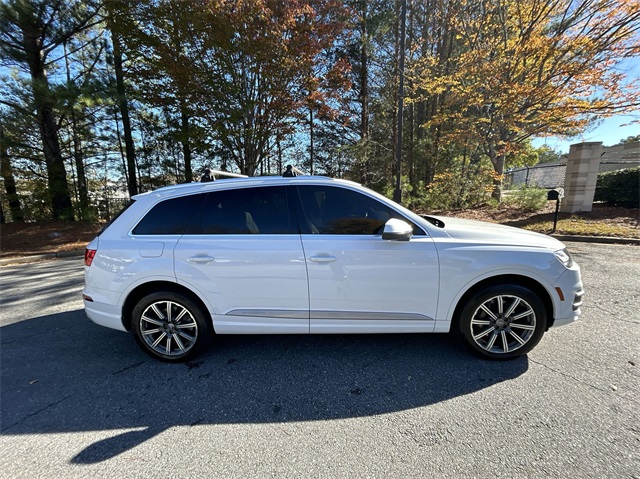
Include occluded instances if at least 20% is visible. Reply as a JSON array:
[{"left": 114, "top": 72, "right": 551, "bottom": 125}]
[
  {"left": 547, "top": 189, "right": 560, "bottom": 201},
  {"left": 547, "top": 189, "right": 561, "bottom": 233}
]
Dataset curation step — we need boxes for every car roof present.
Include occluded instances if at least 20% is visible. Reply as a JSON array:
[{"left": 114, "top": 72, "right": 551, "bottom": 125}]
[{"left": 132, "top": 175, "right": 362, "bottom": 200}]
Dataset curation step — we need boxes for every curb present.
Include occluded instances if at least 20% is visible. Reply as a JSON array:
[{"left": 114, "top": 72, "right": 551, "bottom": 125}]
[
  {"left": 551, "top": 235, "right": 640, "bottom": 245},
  {"left": 0, "top": 249, "right": 85, "bottom": 266}
]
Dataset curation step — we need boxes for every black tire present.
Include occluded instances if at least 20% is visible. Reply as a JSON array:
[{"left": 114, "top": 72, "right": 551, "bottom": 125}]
[
  {"left": 458, "top": 284, "right": 547, "bottom": 359},
  {"left": 132, "top": 291, "right": 210, "bottom": 362}
]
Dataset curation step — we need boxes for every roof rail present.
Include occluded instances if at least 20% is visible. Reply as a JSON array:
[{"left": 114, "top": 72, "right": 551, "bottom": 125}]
[
  {"left": 283, "top": 165, "right": 306, "bottom": 177},
  {"left": 201, "top": 169, "right": 249, "bottom": 182},
  {"left": 211, "top": 170, "right": 248, "bottom": 179},
  {"left": 201, "top": 167, "right": 314, "bottom": 182}
]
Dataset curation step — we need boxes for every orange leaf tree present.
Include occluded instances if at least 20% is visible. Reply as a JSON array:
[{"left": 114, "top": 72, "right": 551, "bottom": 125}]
[
  {"left": 116, "top": 0, "right": 349, "bottom": 176},
  {"left": 409, "top": 0, "right": 640, "bottom": 198}
]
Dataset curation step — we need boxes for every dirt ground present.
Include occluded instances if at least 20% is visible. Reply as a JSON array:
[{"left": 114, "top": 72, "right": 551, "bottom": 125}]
[
  {"left": 429, "top": 203, "right": 640, "bottom": 231},
  {"left": 1, "top": 203, "right": 638, "bottom": 258},
  {"left": 1, "top": 221, "right": 103, "bottom": 258}
]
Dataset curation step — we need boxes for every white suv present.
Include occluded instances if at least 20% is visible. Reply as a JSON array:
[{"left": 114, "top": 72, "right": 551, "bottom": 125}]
[{"left": 83, "top": 176, "right": 583, "bottom": 361}]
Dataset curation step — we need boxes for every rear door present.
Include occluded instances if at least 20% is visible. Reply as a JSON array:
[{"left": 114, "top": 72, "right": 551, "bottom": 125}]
[{"left": 174, "top": 185, "right": 309, "bottom": 333}]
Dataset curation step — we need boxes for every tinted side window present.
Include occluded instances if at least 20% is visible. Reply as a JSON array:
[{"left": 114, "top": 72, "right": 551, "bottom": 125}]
[
  {"left": 133, "top": 194, "right": 203, "bottom": 235},
  {"left": 100, "top": 199, "right": 135, "bottom": 235},
  {"left": 188, "top": 186, "right": 293, "bottom": 235},
  {"left": 297, "top": 185, "right": 412, "bottom": 235}
]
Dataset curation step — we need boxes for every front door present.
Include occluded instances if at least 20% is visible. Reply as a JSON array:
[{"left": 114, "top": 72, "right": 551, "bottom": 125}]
[{"left": 296, "top": 185, "right": 440, "bottom": 334}]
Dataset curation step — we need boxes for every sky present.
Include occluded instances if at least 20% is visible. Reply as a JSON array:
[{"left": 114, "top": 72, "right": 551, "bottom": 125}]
[
  {"left": 531, "top": 58, "right": 640, "bottom": 153},
  {"left": 531, "top": 113, "right": 639, "bottom": 153}
]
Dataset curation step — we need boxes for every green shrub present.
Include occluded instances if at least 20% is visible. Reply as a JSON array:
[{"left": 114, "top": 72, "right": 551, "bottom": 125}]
[
  {"left": 422, "top": 168, "right": 498, "bottom": 210},
  {"left": 385, "top": 168, "right": 500, "bottom": 211},
  {"left": 594, "top": 167, "right": 639, "bottom": 208},
  {"left": 503, "top": 185, "right": 548, "bottom": 211}
]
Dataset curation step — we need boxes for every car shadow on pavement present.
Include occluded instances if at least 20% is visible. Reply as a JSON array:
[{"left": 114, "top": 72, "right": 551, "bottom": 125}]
[{"left": 1, "top": 309, "right": 529, "bottom": 464}]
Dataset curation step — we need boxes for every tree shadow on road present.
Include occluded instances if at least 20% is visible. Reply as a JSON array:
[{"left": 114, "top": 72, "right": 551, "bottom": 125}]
[{"left": 1, "top": 309, "right": 528, "bottom": 464}]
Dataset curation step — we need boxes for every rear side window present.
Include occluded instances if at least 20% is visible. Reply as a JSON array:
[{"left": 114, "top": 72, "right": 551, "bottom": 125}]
[
  {"left": 187, "top": 186, "right": 293, "bottom": 235},
  {"left": 100, "top": 199, "right": 135, "bottom": 235},
  {"left": 132, "top": 194, "right": 203, "bottom": 235}
]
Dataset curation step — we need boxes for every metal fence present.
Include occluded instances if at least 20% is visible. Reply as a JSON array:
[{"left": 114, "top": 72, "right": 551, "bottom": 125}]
[
  {"left": 598, "top": 161, "right": 640, "bottom": 173},
  {"left": 505, "top": 163, "right": 567, "bottom": 189},
  {"left": 506, "top": 141, "right": 640, "bottom": 190},
  {"left": 506, "top": 160, "right": 640, "bottom": 190}
]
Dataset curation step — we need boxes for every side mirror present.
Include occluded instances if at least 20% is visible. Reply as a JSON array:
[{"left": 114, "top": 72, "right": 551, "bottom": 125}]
[{"left": 381, "top": 218, "right": 413, "bottom": 241}]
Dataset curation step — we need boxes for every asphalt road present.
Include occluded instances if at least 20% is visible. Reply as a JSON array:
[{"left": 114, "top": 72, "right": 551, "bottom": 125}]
[{"left": 1, "top": 242, "right": 638, "bottom": 478}]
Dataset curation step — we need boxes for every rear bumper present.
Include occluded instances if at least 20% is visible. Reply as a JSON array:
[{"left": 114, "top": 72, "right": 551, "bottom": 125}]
[{"left": 83, "top": 289, "right": 127, "bottom": 332}]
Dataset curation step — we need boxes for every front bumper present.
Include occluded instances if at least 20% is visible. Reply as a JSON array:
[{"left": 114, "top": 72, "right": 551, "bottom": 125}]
[{"left": 550, "top": 266, "right": 583, "bottom": 328}]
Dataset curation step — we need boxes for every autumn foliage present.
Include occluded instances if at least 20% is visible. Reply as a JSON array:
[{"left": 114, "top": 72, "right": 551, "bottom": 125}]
[
  {"left": 407, "top": 0, "right": 640, "bottom": 196},
  {"left": 111, "top": 0, "right": 351, "bottom": 176}
]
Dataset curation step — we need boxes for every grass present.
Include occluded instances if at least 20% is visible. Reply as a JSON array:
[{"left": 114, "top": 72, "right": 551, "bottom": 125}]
[
  {"left": 520, "top": 217, "right": 640, "bottom": 238},
  {"left": 429, "top": 202, "right": 639, "bottom": 240}
]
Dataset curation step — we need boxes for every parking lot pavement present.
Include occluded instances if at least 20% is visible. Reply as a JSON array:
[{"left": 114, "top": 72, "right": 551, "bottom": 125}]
[{"left": 1, "top": 242, "right": 638, "bottom": 478}]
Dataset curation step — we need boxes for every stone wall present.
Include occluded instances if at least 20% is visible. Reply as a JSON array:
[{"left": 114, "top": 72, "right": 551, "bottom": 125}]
[{"left": 560, "top": 142, "right": 603, "bottom": 213}]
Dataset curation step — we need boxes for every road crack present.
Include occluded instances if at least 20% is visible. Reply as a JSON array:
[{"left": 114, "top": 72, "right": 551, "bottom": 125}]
[
  {"left": 112, "top": 361, "right": 146, "bottom": 376},
  {"left": 529, "top": 358, "right": 610, "bottom": 395}
]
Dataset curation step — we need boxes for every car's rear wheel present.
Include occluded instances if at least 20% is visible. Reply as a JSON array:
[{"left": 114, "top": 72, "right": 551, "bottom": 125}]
[
  {"left": 132, "top": 291, "right": 209, "bottom": 362},
  {"left": 458, "top": 284, "right": 547, "bottom": 359}
]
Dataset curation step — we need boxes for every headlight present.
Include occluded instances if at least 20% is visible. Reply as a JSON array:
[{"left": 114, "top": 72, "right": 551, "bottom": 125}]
[{"left": 554, "top": 248, "right": 574, "bottom": 268}]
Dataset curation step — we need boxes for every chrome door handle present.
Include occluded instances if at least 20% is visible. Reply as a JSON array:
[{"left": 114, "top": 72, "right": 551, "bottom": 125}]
[
  {"left": 188, "top": 256, "right": 215, "bottom": 264},
  {"left": 309, "top": 255, "right": 337, "bottom": 263}
]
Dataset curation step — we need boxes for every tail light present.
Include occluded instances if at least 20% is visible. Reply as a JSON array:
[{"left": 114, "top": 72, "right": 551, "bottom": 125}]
[{"left": 85, "top": 248, "right": 97, "bottom": 266}]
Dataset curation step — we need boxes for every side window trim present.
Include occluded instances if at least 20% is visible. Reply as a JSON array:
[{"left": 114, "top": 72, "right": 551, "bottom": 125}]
[
  {"left": 184, "top": 192, "right": 209, "bottom": 235},
  {"left": 291, "top": 185, "right": 314, "bottom": 235},
  {"left": 285, "top": 185, "right": 303, "bottom": 235}
]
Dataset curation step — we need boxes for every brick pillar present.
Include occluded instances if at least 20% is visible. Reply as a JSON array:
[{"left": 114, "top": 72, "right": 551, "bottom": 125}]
[{"left": 560, "top": 142, "right": 603, "bottom": 213}]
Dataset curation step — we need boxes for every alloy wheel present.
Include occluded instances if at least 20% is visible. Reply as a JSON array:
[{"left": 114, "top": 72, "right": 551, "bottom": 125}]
[
  {"left": 469, "top": 294, "right": 537, "bottom": 355},
  {"left": 139, "top": 300, "right": 199, "bottom": 357}
]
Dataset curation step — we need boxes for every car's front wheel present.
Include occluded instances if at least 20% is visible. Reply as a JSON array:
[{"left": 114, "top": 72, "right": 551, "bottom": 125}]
[
  {"left": 132, "top": 291, "right": 209, "bottom": 362},
  {"left": 458, "top": 284, "right": 547, "bottom": 359}
]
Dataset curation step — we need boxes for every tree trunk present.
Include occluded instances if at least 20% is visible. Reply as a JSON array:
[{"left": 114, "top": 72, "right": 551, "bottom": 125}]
[
  {"left": 391, "top": 0, "right": 399, "bottom": 187},
  {"left": 407, "top": 0, "right": 415, "bottom": 189},
  {"left": 110, "top": 26, "right": 138, "bottom": 197},
  {"left": 179, "top": 98, "right": 192, "bottom": 182},
  {"left": 0, "top": 124, "right": 24, "bottom": 222},
  {"left": 359, "top": 0, "right": 369, "bottom": 143},
  {"left": 487, "top": 138, "right": 506, "bottom": 201},
  {"left": 22, "top": 25, "right": 73, "bottom": 220},
  {"left": 393, "top": 0, "right": 407, "bottom": 204},
  {"left": 277, "top": 138, "right": 283, "bottom": 175},
  {"left": 309, "top": 106, "right": 314, "bottom": 175},
  {"left": 71, "top": 118, "right": 89, "bottom": 217},
  {"left": 64, "top": 41, "right": 89, "bottom": 218}
]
